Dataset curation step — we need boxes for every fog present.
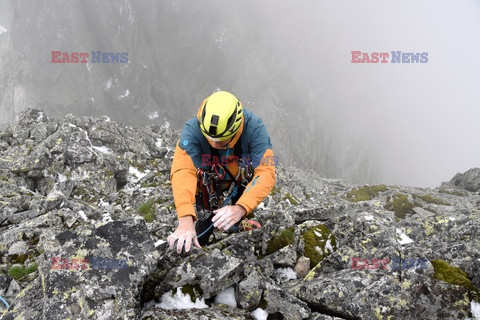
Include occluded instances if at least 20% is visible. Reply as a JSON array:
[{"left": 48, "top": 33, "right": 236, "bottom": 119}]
[{"left": 0, "top": 0, "right": 479, "bottom": 187}]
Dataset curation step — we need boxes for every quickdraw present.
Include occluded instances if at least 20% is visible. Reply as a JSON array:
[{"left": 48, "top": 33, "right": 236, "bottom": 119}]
[{"left": 195, "top": 160, "right": 253, "bottom": 221}]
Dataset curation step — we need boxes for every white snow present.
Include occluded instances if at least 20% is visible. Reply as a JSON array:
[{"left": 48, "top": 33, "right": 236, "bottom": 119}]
[
  {"left": 158, "top": 288, "right": 208, "bottom": 310},
  {"left": 46, "top": 187, "right": 64, "bottom": 200},
  {"left": 449, "top": 216, "right": 456, "bottom": 221},
  {"left": 396, "top": 228, "right": 414, "bottom": 245},
  {"left": 93, "top": 146, "right": 113, "bottom": 154},
  {"left": 472, "top": 301, "right": 480, "bottom": 319},
  {"left": 155, "top": 138, "right": 162, "bottom": 149},
  {"left": 275, "top": 267, "right": 297, "bottom": 282},
  {"left": 105, "top": 78, "right": 113, "bottom": 90},
  {"left": 98, "top": 198, "right": 110, "bottom": 209},
  {"left": 71, "top": 169, "right": 88, "bottom": 181},
  {"left": 162, "top": 121, "right": 171, "bottom": 130},
  {"left": 256, "top": 202, "right": 266, "bottom": 210},
  {"left": 252, "top": 308, "right": 268, "bottom": 320},
  {"left": 148, "top": 111, "right": 159, "bottom": 120},
  {"left": 214, "top": 286, "right": 237, "bottom": 307},
  {"left": 78, "top": 210, "right": 88, "bottom": 221},
  {"left": 0, "top": 26, "right": 7, "bottom": 34},
  {"left": 118, "top": 89, "right": 130, "bottom": 100},
  {"left": 325, "top": 238, "right": 334, "bottom": 252},
  {"left": 363, "top": 212, "right": 375, "bottom": 221},
  {"left": 58, "top": 173, "right": 67, "bottom": 183},
  {"left": 154, "top": 239, "right": 166, "bottom": 247},
  {"left": 314, "top": 230, "right": 324, "bottom": 238},
  {"left": 36, "top": 112, "right": 45, "bottom": 122},
  {"left": 102, "top": 210, "right": 113, "bottom": 223},
  {"left": 68, "top": 123, "right": 77, "bottom": 128},
  {"left": 129, "top": 166, "right": 148, "bottom": 183}
]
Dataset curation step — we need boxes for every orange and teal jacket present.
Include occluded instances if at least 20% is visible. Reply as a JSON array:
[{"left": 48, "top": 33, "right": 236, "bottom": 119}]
[{"left": 170, "top": 108, "right": 276, "bottom": 221}]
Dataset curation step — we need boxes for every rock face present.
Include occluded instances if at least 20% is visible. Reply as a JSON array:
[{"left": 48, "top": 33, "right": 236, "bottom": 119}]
[
  {"left": 446, "top": 167, "right": 480, "bottom": 192},
  {"left": 1, "top": 108, "right": 480, "bottom": 320}
]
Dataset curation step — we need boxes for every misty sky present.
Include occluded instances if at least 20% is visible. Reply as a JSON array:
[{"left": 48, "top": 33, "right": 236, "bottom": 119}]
[
  {"left": 0, "top": 0, "right": 479, "bottom": 188},
  {"left": 250, "top": 0, "right": 480, "bottom": 187}
]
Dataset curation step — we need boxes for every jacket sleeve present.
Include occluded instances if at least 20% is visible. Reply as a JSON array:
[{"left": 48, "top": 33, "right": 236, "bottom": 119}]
[
  {"left": 170, "top": 142, "right": 198, "bottom": 221},
  {"left": 235, "top": 118, "right": 276, "bottom": 214}
]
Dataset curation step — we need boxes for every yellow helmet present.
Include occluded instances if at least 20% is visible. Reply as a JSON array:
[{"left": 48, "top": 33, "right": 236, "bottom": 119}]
[{"left": 198, "top": 91, "right": 243, "bottom": 142}]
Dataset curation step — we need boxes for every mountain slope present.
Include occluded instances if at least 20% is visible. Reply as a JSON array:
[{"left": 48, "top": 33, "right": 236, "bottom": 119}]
[{"left": 0, "top": 109, "right": 479, "bottom": 319}]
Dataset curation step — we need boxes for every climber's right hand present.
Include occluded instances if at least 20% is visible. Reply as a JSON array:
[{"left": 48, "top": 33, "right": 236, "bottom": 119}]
[{"left": 167, "top": 216, "right": 202, "bottom": 254}]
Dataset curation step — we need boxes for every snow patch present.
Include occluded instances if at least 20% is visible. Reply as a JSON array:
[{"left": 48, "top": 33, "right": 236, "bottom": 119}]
[
  {"left": 314, "top": 230, "right": 324, "bottom": 238},
  {"left": 396, "top": 228, "right": 414, "bottom": 245},
  {"left": 148, "top": 111, "right": 159, "bottom": 120},
  {"left": 36, "top": 112, "right": 45, "bottom": 122},
  {"left": 104, "top": 78, "right": 113, "bottom": 90},
  {"left": 155, "top": 138, "right": 162, "bottom": 149},
  {"left": 93, "top": 146, "right": 113, "bottom": 154},
  {"left": 162, "top": 121, "right": 170, "bottom": 130},
  {"left": 71, "top": 169, "right": 88, "bottom": 181},
  {"left": 256, "top": 202, "right": 266, "bottom": 210},
  {"left": 129, "top": 167, "right": 148, "bottom": 183},
  {"left": 252, "top": 308, "right": 268, "bottom": 320},
  {"left": 325, "top": 238, "right": 334, "bottom": 252},
  {"left": 58, "top": 173, "right": 67, "bottom": 183},
  {"left": 154, "top": 239, "right": 166, "bottom": 247},
  {"left": 68, "top": 123, "right": 77, "bottom": 128},
  {"left": 98, "top": 198, "right": 111, "bottom": 209},
  {"left": 78, "top": 210, "right": 88, "bottom": 221},
  {"left": 102, "top": 210, "right": 113, "bottom": 223},
  {"left": 275, "top": 267, "right": 297, "bottom": 282},
  {"left": 214, "top": 287, "right": 237, "bottom": 307},
  {"left": 47, "top": 187, "right": 64, "bottom": 200},
  {"left": 363, "top": 212, "right": 375, "bottom": 221},
  {"left": 472, "top": 301, "right": 480, "bottom": 319},
  {"left": 0, "top": 26, "right": 7, "bottom": 34},
  {"left": 449, "top": 216, "right": 456, "bottom": 221},
  {"left": 158, "top": 288, "right": 208, "bottom": 310},
  {"left": 118, "top": 89, "right": 130, "bottom": 100}
]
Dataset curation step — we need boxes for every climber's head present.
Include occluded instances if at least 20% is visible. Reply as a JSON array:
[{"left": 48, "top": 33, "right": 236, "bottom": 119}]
[{"left": 197, "top": 91, "right": 243, "bottom": 146}]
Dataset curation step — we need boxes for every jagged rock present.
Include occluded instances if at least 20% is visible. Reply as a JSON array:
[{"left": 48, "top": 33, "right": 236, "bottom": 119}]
[
  {"left": 4, "top": 219, "right": 157, "bottom": 319},
  {"left": 140, "top": 305, "right": 255, "bottom": 319},
  {"left": 236, "top": 271, "right": 264, "bottom": 310},
  {"left": 263, "top": 282, "right": 311, "bottom": 319},
  {"left": 289, "top": 269, "right": 473, "bottom": 319},
  {"left": 156, "top": 248, "right": 244, "bottom": 300},
  {"left": 448, "top": 167, "right": 480, "bottom": 192}
]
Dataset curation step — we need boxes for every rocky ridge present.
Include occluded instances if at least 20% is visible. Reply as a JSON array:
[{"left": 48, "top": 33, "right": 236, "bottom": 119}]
[{"left": 0, "top": 108, "right": 479, "bottom": 320}]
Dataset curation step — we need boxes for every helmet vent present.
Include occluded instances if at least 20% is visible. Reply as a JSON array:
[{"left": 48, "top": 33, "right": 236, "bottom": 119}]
[{"left": 211, "top": 115, "right": 219, "bottom": 125}]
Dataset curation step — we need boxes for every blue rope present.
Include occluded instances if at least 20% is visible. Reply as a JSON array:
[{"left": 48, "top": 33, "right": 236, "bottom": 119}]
[
  {"left": 222, "top": 185, "right": 238, "bottom": 207},
  {"left": 197, "top": 185, "right": 238, "bottom": 240},
  {"left": 197, "top": 223, "right": 214, "bottom": 239},
  {"left": 0, "top": 295, "right": 9, "bottom": 309}
]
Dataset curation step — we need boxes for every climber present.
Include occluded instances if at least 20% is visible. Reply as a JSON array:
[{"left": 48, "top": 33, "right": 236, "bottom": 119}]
[{"left": 168, "top": 91, "right": 276, "bottom": 254}]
